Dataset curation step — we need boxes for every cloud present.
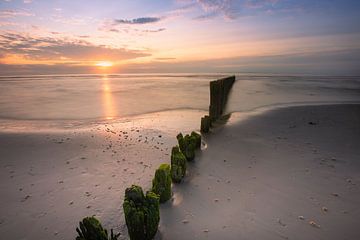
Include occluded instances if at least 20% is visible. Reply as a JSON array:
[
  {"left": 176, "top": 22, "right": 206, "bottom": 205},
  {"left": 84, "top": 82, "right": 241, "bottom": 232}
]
[
  {"left": 1, "top": 48, "right": 359, "bottom": 75},
  {"left": 155, "top": 57, "right": 176, "bottom": 61},
  {"left": 0, "top": 32, "right": 150, "bottom": 62},
  {"left": 193, "top": 11, "right": 218, "bottom": 20},
  {"left": 114, "top": 17, "right": 162, "bottom": 25},
  {"left": 0, "top": 21, "right": 19, "bottom": 27},
  {"left": 142, "top": 28, "right": 166, "bottom": 33},
  {"left": 122, "top": 48, "right": 360, "bottom": 75},
  {"left": 195, "top": 0, "right": 239, "bottom": 20},
  {"left": 244, "top": 0, "right": 279, "bottom": 9},
  {"left": 192, "top": 0, "right": 285, "bottom": 20},
  {"left": 23, "top": 0, "right": 32, "bottom": 3},
  {"left": 99, "top": 18, "right": 166, "bottom": 34},
  {"left": 0, "top": 9, "right": 34, "bottom": 18}
]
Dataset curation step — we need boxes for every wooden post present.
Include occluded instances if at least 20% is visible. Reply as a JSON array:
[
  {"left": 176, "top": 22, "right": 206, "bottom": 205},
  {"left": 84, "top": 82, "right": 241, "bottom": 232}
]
[
  {"left": 209, "top": 76, "right": 235, "bottom": 121},
  {"left": 201, "top": 75, "right": 235, "bottom": 133},
  {"left": 201, "top": 115, "right": 211, "bottom": 133}
]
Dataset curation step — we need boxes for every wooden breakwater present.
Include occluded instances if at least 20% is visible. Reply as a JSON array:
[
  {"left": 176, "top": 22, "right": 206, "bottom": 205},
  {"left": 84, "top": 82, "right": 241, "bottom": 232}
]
[
  {"left": 75, "top": 76, "right": 235, "bottom": 240},
  {"left": 201, "top": 75, "right": 236, "bottom": 133}
]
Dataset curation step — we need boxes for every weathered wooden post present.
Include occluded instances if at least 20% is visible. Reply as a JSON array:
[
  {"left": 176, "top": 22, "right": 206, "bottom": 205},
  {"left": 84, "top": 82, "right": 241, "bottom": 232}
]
[
  {"left": 201, "top": 75, "right": 235, "bottom": 133},
  {"left": 201, "top": 115, "right": 211, "bottom": 133},
  {"left": 152, "top": 164, "right": 172, "bottom": 203},
  {"left": 123, "top": 185, "right": 160, "bottom": 240},
  {"left": 76, "top": 216, "right": 120, "bottom": 240},
  {"left": 170, "top": 146, "right": 187, "bottom": 183}
]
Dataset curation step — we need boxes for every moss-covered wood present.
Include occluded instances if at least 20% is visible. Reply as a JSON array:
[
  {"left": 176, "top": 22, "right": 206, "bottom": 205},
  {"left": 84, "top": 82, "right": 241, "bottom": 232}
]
[
  {"left": 152, "top": 164, "right": 172, "bottom": 203},
  {"left": 170, "top": 146, "right": 187, "bottom": 183},
  {"left": 191, "top": 131, "right": 201, "bottom": 149},
  {"left": 177, "top": 132, "right": 199, "bottom": 161},
  {"left": 201, "top": 115, "right": 211, "bottom": 133},
  {"left": 143, "top": 191, "right": 160, "bottom": 239},
  {"left": 123, "top": 185, "right": 160, "bottom": 240},
  {"left": 75, "top": 216, "right": 119, "bottom": 240}
]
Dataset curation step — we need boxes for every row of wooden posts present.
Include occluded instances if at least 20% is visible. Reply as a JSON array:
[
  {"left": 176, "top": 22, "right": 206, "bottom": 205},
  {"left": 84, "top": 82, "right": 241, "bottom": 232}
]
[{"left": 75, "top": 76, "right": 236, "bottom": 240}]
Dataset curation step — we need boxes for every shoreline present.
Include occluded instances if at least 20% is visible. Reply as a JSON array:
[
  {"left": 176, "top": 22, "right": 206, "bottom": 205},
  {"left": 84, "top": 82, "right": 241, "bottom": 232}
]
[
  {"left": 0, "top": 103, "right": 359, "bottom": 239},
  {"left": 1, "top": 100, "right": 359, "bottom": 133}
]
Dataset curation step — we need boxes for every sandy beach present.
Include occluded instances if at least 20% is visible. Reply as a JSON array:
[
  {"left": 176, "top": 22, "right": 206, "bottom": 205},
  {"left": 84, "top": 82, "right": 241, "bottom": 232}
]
[
  {"left": 1, "top": 104, "right": 359, "bottom": 239},
  {"left": 0, "top": 110, "right": 205, "bottom": 240},
  {"left": 1, "top": 0, "right": 360, "bottom": 239},
  {"left": 159, "top": 104, "right": 360, "bottom": 240}
]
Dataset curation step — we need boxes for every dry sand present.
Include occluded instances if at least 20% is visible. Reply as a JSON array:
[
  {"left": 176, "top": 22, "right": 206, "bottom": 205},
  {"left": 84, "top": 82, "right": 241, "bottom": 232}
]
[
  {"left": 1, "top": 104, "right": 359, "bottom": 240},
  {"left": 159, "top": 104, "right": 360, "bottom": 240}
]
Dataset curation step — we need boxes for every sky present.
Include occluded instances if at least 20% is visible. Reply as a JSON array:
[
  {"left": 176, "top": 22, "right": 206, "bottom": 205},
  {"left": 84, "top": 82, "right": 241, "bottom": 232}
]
[{"left": 0, "top": 0, "right": 359, "bottom": 75}]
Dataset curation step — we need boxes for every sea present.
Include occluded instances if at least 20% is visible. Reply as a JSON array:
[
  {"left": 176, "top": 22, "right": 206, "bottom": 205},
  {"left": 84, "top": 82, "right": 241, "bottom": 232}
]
[{"left": 0, "top": 73, "right": 359, "bottom": 127}]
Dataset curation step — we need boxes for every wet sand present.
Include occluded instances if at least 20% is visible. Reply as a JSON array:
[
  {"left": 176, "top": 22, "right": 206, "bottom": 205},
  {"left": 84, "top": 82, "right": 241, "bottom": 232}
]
[
  {"left": 160, "top": 104, "right": 360, "bottom": 240},
  {"left": 1, "top": 104, "right": 359, "bottom": 240}
]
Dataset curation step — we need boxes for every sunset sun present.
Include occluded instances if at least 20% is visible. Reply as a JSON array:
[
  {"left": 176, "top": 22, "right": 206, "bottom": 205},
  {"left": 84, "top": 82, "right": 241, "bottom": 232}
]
[{"left": 95, "top": 61, "right": 113, "bottom": 67}]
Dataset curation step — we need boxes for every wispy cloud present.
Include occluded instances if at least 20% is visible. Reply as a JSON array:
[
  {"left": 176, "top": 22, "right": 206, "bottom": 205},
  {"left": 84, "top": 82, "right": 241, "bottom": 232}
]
[
  {"left": 0, "top": 9, "right": 34, "bottom": 18},
  {"left": 99, "top": 17, "right": 165, "bottom": 34},
  {"left": 0, "top": 32, "right": 150, "bottom": 63},
  {"left": 142, "top": 28, "right": 166, "bottom": 33},
  {"left": 114, "top": 17, "right": 162, "bottom": 25},
  {"left": 192, "top": 0, "right": 284, "bottom": 20},
  {"left": 195, "top": 0, "right": 239, "bottom": 20},
  {"left": 244, "top": 0, "right": 279, "bottom": 9},
  {"left": 0, "top": 20, "right": 19, "bottom": 27}
]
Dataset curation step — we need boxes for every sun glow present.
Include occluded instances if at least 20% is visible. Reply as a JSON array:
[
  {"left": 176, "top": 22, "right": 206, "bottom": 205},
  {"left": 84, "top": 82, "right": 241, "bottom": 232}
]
[
  {"left": 101, "top": 75, "right": 115, "bottom": 120},
  {"left": 95, "top": 61, "right": 113, "bottom": 67}
]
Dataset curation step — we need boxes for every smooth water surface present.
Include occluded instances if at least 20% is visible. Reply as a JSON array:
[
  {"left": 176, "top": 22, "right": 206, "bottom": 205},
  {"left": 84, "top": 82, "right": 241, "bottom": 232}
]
[{"left": 0, "top": 74, "right": 359, "bottom": 124}]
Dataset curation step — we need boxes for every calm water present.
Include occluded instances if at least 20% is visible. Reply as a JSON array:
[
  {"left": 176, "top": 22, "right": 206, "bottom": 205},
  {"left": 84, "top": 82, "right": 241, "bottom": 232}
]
[{"left": 0, "top": 73, "right": 359, "bottom": 123}]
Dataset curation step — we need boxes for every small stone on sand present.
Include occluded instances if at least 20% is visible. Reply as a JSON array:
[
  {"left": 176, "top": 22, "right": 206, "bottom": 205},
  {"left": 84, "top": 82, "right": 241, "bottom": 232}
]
[
  {"left": 298, "top": 216, "right": 305, "bottom": 220},
  {"left": 21, "top": 195, "right": 31, "bottom": 202},
  {"left": 309, "top": 220, "right": 320, "bottom": 228}
]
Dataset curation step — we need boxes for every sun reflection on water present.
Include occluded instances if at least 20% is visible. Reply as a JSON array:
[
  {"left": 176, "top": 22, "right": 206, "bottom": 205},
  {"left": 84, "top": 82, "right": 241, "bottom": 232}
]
[{"left": 102, "top": 75, "right": 115, "bottom": 120}]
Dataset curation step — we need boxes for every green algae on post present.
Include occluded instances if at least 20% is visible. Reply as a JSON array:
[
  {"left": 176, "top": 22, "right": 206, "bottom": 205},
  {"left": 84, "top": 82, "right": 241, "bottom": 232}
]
[
  {"left": 152, "top": 164, "right": 172, "bottom": 203},
  {"left": 177, "top": 133, "right": 195, "bottom": 161},
  {"left": 190, "top": 131, "right": 201, "bottom": 149},
  {"left": 75, "top": 216, "right": 120, "bottom": 240},
  {"left": 170, "top": 146, "right": 187, "bottom": 183},
  {"left": 123, "top": 185, "right": 160, "bottom": 240}
]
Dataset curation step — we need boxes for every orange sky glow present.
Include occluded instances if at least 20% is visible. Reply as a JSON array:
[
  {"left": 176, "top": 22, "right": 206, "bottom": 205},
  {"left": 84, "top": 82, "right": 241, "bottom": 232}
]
[{"left": 0, "top": 0, "right": 359, "bottom": 75}]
